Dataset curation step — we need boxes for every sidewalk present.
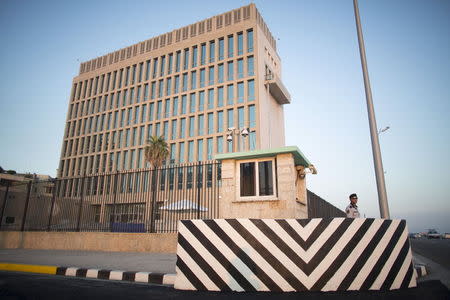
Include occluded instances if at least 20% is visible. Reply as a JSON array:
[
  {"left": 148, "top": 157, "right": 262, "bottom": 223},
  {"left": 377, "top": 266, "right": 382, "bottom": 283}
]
[
  {"left": 0, "top": 248, "right": 177, "bottom": 285},
  {"left": 0, "top": 249, "right": 176, "bottom": 273}
]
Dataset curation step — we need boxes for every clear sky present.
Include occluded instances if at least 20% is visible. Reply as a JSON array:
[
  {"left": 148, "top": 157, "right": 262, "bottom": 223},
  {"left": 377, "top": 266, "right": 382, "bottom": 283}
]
[{"left": 0, "top": 0, "right": 449, "bottom": 233}]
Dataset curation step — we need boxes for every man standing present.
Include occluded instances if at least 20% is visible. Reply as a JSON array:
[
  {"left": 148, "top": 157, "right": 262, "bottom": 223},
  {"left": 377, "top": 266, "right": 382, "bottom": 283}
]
[{"left": 346, "top": 193, "right": 360, "bottom": 218}]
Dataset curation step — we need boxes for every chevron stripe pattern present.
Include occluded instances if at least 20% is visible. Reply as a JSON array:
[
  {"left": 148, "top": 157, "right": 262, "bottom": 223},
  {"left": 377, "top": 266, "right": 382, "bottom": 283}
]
[{"left": 174, "top": 218, "right": 417, "bottom": 292}]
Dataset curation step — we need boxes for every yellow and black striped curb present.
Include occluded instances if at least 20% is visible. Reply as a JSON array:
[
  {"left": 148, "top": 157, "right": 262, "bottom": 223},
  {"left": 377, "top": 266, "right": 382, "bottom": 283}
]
[{"left": 0, "top": 263, "right": 175, "bottom": 285}]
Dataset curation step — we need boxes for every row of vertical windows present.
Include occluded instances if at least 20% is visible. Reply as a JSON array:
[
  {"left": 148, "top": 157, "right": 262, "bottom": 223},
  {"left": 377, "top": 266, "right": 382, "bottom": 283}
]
[
  {"left": 68, "top": 55, "right": 254, "bottom": 121},
  {"left": 60, "top": 131, "right": 255, "bottom": 177},
  {"left": 63, "top": 104, "right": 256, "bottom": 158},
  {"left": 71, "top": 30, "right": 254, "bottom": 102},
  {"left": 65, "top": 80, "right": 255, "bottom": 139}
]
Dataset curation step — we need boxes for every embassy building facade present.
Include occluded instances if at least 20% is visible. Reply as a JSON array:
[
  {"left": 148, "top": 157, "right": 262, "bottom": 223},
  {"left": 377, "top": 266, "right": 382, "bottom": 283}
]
[{"left": 58, "top": 3, "right": 290, "bottom": 179}]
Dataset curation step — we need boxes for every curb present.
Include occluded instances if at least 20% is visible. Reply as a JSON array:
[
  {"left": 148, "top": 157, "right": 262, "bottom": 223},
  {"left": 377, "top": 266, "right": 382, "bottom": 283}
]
[
  {"left": 0, "top": 262, "right": 175, "bottom": 285},
  {"left": 414, "top": 264, "right": 427, "bottom": 278}
]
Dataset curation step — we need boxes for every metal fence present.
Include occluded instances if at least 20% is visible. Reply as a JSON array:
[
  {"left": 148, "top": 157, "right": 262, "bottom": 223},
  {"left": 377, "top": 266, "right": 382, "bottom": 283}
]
[
  {"left": 0, "top": 161, "right": 221, "bottom": 233},
  {"left": 307, "top": 190, "right": 346, "bottom": 218}
]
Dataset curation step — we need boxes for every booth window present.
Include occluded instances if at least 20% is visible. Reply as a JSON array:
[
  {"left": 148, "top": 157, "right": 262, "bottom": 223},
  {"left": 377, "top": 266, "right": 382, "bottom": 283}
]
[{"left": 240, "top": 159, "right": 275, "bottom": 197}]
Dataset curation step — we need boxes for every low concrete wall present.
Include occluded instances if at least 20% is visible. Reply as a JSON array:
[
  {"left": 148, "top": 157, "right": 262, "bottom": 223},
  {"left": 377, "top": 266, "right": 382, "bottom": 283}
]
[{"left": 0, "top": 231, "right": 177, "bottom": 253}]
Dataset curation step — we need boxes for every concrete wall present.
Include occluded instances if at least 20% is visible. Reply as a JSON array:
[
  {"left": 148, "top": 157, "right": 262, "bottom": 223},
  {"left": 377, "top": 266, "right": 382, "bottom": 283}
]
[{"left": 0, "top": 231, "right": 177, "bottom": 253}]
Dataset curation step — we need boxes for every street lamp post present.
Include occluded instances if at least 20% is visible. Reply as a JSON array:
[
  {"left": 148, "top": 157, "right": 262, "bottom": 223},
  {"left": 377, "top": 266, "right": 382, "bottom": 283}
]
[{"left": 353, "top": 0, "right": 390, "bottom": 219}]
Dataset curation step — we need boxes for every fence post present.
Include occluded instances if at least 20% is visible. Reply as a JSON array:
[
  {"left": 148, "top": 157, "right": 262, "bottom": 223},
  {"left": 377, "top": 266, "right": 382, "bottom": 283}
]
[
  {"left": 0, "top": 181, "right": 11, "bottom": 230},
  {"left": 196, "top": 163, "right": 201, "bottom": 219},
  {"left": 20, "top": 181, "right": 33, "bottom": 232},
  {"left": 47, "top": 179, "right": 58, "bottom": 231},
  {"left": 149, "top": 168, "right": 158, "bottom": 233},
  {"left": 110, "top": 172, "right": 119, "bottom": 232},
  {"left": 76, "top": 173, "right": 86, "bottom": 232}
]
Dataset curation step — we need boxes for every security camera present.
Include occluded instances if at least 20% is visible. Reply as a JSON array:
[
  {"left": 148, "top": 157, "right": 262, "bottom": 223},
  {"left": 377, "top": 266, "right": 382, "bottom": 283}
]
[
  {"left": 241, "top": 128, "right": 249, "bottom": 137},
  {"left": 227, "top": 135, "right": 233, "bottom": 142}
]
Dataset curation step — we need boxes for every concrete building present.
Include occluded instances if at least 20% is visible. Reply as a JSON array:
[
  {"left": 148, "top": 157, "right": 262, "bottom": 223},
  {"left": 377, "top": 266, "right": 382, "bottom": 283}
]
[
  {"left": 58, "top": 3, "right": 290, "bottom": 179},
  {"left": 0, "top": 173, "right": 54, "bottom": 230}
]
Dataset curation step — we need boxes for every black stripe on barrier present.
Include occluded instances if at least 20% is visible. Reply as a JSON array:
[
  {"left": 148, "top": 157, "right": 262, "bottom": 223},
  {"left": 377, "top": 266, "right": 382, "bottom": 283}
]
[
  {"left": 56, "top": 267, "right": 67, "bottom": 275},
  {"left": 226, "top": 219, "right": 308, "bottom": 291},
  {"left": 183, "top": 220, "right": 256, "bottom": 291},
  {"left": 178, "top": 233, "right": 231, "bottom": 291},
  {"left": 203, "top": 219, "right": 282, "bottom": 292},
  {"left": 360, "top": 220, "right": 406, "bottom": 290},
  {"left": 338, "top": 220, "right": 392, "bottom": 290},
  {"left": 97, "top": 270, "right": 111, "bottom": 280},
  {"left": 311, "top": 218, "right": 374, "bottom": 290},
  {"left": 76, "top": 268, "right": 88, "bottom": 277},
  {"left": 176, "top": 256, "right": 207, "bottom": 290}
]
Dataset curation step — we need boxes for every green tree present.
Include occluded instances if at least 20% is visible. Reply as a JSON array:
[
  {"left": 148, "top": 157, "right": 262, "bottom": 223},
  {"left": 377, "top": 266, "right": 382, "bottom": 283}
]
[{"left": 144, "top": 135, "right": 169, "bottom": 168}]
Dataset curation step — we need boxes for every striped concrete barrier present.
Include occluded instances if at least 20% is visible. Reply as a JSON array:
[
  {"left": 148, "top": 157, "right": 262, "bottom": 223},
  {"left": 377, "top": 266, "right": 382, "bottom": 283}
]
[{"left": 174, "top": 218, "right": 417, "bottom": 292}]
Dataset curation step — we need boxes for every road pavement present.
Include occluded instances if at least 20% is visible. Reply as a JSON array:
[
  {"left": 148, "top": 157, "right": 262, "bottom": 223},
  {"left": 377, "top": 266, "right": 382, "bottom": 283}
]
[
  {"left": 410, "top": 238, "right": 450, "bottom": 288},
  {"left": 1, "top": 272, "right": 448, "bottom": 300},
  {"left": 410, "top": 238, "right": 450, "bottom": 269}
]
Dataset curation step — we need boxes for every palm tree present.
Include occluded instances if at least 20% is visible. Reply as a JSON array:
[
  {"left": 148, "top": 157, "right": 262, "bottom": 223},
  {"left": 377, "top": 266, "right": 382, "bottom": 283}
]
[
  {"left": 144, "top": 135, "right": 170, "bottom": 169},
  {"left": 145, "top": 136, "right": 169, "bottom": 233}
]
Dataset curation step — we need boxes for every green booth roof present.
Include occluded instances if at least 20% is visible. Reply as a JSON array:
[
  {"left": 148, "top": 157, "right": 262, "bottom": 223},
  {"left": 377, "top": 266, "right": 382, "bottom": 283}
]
[{"left": 214, "top": 146, "right": 313, "bottom": 168}]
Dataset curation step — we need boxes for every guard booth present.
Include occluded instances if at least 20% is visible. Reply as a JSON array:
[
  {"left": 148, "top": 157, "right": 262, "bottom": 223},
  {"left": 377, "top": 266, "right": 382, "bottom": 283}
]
[{"left": 215, "top": 146, "right": 316, "bottom": 219}]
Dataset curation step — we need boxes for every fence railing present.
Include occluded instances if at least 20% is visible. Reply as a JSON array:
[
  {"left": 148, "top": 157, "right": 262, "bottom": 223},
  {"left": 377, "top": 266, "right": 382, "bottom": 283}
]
[{"left": 0, "top": 161, "right": 221, "bottom": 233}]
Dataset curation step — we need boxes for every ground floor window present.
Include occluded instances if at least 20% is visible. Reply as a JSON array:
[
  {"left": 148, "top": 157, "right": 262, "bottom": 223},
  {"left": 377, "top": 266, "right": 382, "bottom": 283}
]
[
  {"left": 106, "top": 203, "right": 145, "bottom": 223},
  {"left": 239, "top": 159, "right": 275, "bottom": 198}
]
